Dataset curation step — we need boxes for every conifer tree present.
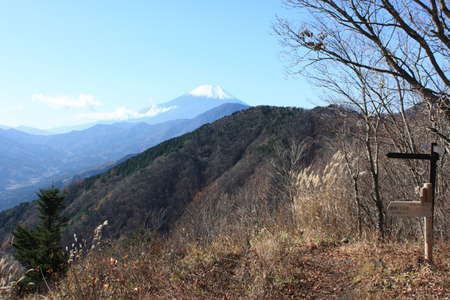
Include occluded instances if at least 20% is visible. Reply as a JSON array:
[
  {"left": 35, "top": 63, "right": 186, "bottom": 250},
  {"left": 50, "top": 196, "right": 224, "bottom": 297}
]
[{"left": 12, "top": 188, "right": 68, "bottom": 289}]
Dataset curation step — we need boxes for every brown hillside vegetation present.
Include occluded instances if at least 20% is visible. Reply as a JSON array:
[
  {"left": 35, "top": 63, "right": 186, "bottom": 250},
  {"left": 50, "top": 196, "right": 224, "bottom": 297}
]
[
  {"left": 0, "top": 106, "right": 338, "bottom": 243},
  {"left": 1, "top": 105, "right": 449, "bottom": 299}
]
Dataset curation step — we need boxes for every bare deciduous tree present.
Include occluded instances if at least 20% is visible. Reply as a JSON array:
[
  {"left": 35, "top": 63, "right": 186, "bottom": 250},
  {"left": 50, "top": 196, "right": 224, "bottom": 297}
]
[
  {"left": 275, "top": 0, "right": 450, "bottom": 238},
  {"left": 274, "top": 0, "right": 449, "bottom": 124}
]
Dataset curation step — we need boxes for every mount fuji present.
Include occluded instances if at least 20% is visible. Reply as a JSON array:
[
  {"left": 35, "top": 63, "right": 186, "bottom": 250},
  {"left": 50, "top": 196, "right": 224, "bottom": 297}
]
[{"left": 133, "top": 85, "right": 247, "bottom": 125}]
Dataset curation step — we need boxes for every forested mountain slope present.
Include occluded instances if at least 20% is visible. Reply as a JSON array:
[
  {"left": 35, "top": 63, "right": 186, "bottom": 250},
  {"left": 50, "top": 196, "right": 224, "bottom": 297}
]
[
  {"left": 0, "top": 105, "right": 347, "bottom": 244},
  {"left": 0, "top": 103, "right": 248, "bottom": 211}
]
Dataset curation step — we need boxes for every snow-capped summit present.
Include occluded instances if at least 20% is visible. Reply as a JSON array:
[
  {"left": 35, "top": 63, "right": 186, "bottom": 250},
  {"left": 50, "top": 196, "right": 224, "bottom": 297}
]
[
  {"left": 188, "top": 85, "right": 235, "bottom": 100},
  {"left": 127, "top": 84, "right": 247, "bottom": 125}
]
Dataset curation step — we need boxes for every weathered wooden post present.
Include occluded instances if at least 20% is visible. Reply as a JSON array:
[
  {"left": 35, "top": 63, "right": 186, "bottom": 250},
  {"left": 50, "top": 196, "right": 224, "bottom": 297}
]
[
  {"left": 422, "top": 183, "right": 433, "bottom": 261},
  {"left": 426, "top": 143, "right": 439, "bottom": 262},
  {"left": 386, "top": 143, "right": 439, "bottom": 263}
]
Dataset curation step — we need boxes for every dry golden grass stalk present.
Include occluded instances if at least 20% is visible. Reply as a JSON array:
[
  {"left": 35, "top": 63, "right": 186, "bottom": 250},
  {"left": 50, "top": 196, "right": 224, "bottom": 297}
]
[{"left": 0, "top": 254, "right": 23, "bottom": 298}]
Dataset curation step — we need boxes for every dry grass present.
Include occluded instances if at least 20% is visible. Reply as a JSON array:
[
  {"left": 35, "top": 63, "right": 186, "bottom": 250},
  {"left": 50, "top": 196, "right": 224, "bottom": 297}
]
[
  {"left": 293, "top": 151, "right": 358, "bottom": 240},
  {"left": 14, "top": 227, "right": 448, "bottom": 300},
  {"left": 0, "top": 254, "right": 23, "bottom": 298},
  {"left": 344, "top": 241, "right": 450, "bottom": 299}
]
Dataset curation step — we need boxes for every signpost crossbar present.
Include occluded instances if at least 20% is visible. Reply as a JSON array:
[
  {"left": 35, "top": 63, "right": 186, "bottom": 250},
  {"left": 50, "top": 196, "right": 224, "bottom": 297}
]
[{"left": 386, "top": 153, "right": 433, "bottom": 160}]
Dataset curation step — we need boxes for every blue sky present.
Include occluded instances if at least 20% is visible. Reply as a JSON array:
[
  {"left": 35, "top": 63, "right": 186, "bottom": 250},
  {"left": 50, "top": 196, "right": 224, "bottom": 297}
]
[{"left": 0, "top": 1, "right": 322, "bottom": 129}]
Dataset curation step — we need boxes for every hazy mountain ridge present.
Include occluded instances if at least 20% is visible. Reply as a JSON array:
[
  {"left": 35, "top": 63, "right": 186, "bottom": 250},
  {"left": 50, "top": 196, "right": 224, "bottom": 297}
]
[{"left": 14, "top": 126, "right": 52, "bottom": 135}]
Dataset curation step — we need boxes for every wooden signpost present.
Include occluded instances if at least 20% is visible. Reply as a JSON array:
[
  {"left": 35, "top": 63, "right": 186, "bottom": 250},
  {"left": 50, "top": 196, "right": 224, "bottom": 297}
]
[{"left": 386, "top": 143, "right": 439, "bottom": 262}]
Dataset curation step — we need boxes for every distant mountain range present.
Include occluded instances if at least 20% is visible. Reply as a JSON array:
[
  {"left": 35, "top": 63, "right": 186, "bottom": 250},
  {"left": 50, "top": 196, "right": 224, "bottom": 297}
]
[
  {"left": 1, "top": 85, "right": 246, "bottom": 135},
  {"left": 0, "top": 105, "right": 348, "bottom": 244},
  {"left": 0, "top": 85, "right": 249, "bottom": 211},
  {"left": 0, "top": 124, "right": 54, "bottom": 135},
  {"left": 14, "top": 126, "right": 52, "bottom": 135}
]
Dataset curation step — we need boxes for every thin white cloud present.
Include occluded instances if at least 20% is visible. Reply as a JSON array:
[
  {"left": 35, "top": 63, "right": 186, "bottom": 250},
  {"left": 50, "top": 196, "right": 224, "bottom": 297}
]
[
  {"left": 5, "top": 104, "right": 26, "bottom": 112},
  {"left": 76, "top": 104, "right": 175, "bottom": 121},
  {"left": 32, "top": 94, "right": 102, "bottom": 109}
]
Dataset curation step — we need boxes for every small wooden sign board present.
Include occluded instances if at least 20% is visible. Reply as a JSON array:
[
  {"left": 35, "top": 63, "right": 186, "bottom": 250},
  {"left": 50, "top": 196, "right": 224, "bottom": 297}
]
[
  {"left": 388, "top": 201, "right": 432, "bottom": 217},
  {"left": 388, "top": 183, "right": 433, "bottom": 217}
]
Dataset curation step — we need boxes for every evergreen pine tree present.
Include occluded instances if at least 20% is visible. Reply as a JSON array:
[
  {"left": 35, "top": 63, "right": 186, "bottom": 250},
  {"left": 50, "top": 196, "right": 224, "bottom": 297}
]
[{"left": 12, "top": 188, "right": 68, "bottom": 289}]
